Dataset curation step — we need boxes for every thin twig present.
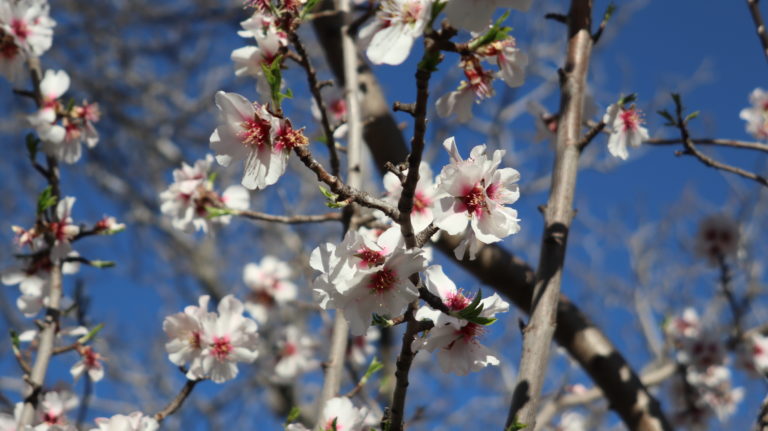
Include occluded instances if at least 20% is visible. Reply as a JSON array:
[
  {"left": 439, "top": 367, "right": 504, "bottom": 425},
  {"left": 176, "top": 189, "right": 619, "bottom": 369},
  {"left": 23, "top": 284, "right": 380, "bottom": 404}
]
[
  {"left": 290, "top": 32, "right": 341, "bottom": 177},
  {"left": 671, "top": 96, "right": 768, "bottom": 187},
  {"left": 747, "top": 0, "right": 768, "bottom": 65},
  {"left": 231, "top": 209, "right": 342, "bottom": 224},
  {"left": 646, "top": 137, "right": 768, "bottom": 152},
  {"left": 153, "top": 379, "right": 200, "bottom": 422}
]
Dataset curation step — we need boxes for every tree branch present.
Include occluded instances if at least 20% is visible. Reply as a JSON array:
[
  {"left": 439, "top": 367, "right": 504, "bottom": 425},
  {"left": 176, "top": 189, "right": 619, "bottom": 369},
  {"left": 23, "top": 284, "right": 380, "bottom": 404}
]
[
  {"left": 153, "top": 379, "right": 200, "bottom": 423},
  {"left": 231, "top": 209, "right": 342, "bottom": 224},
  {"left": 747, "top": 0, "right": 768, "bottom": 65}
]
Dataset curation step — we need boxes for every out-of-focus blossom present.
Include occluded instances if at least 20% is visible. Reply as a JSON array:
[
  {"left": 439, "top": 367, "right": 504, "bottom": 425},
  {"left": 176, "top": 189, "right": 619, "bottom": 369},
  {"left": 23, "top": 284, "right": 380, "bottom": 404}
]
[
  {"left": 274, "top": 325, "right": 318, "bottom": 379},
  {"left": 382, "top": 161, "right": 436, "bottom": 232},
  {"left": 89, "top": 412, "right": 158, "bottom": 431},
  {"left": 694, "top": 215, "right": 740, "bottom": 264},
  {"left": 243, "top": 256, "right": 297, "bottom": 323},
  {"left": 70, "top": 345, "right": 104, "bottom": 382},
  {"left": 603, "top": 103, "right": 649, "bottom": 160},
  {"left": 739, "top": 87, "right": 768, "bottom": 140},
  {"left": 359, "top": 0, "right": 431, "bottom": 65}
]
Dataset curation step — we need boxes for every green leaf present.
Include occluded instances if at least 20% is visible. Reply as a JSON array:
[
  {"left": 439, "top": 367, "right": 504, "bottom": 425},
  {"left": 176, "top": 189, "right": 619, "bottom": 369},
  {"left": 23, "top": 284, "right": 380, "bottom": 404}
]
[
  {"left": 207, "top": 172, "right": 218, "bottom": 184},
  {"left": 78, "top": 323, "right": 104, "bottom": 345},
  {"left": 671, "top": 92, "right": 682, "bottom": 108},
  {"left": 64, "top": 98, "right": 76, "bottom": 113},
  {"left": 205, "top": 206, "right": 235, "bottom": 219},
  {"left": 319, "top": 185, "right": 337, "bottom": 200},
  {"left": 37, "top": 186, "right": 57, "bottom": 215},
  {"left": 89, "top": 260, "right": 116, "bottom": 268},
  {"left": 300, "top": 0, "right": 322, "bottom": 19},
  {"left": 363, "top": 357, "right": 384, "bottom": 380},
  {"left": 506, "top": 419, "right": 527, "bottom": 431},
  {"left": 371, "top": 314, "right": 394, "bottom": 327},
  {"left": 684, "top": 110, "right": 700, "bottom": 123},
  {"left": 26, "top": 133, "right": 39, "bottom": 160},
  {"left": 9, "top": 330, "right": 20, "bottom": 348},
  {"left": 618, "top": 93, "right": 637, "bottom": 106},
  {"left": 469, "top": 10, "right": 511, "bottom": 51},
  {"left": 261, "top": 54, "right": 286, "bottom": 108},
  {"left": 603, "top": 2, "right": 617, "bottom": 21},
  {"left": 284, "top": 406, "right": 301, "bottom": 424},
  {"left": 656, "top": 109, "right": 675, "bottom": 125}
]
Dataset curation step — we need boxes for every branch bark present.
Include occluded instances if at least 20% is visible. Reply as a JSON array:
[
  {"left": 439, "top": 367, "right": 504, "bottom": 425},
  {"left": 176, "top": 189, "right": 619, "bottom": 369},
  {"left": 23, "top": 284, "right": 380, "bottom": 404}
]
[
  {"left": 747, "top": 0, "right": 768, "bottom": 65},
  {"left": 506, "top": 1, "right": 593, "bottom": 428}
]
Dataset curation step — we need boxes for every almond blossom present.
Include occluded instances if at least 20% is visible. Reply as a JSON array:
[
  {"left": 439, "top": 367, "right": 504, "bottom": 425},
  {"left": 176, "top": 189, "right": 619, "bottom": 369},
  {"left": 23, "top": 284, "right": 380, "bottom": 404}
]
[
  {"left": 0, "top": 0, "right": 55, "bottom": 54},
  {"left": 286, "top": 397, "right": 369, "bottom": 431},
  {"left": 432, "top": 137, "right": 521, "bottom": 259},
  {"left": 479, "top": 37, "right": 528, "bottom": 88},
  {"left": 382, "top": 161, "right": 436, "bottom": 232},
  {"left": 348, "top": 327, "right": 379, "bottom": 367},
  {"left": 231, "top": 17, "right": 287, "bottom": 101},
  {"left": 412, "top": 265, "right": 508, "bottom": 375},
  {"left": 163, "top": 295, "right": 211, "bottom": 379},
  {"left": 50, "top": 196, "right": 80, "bottom": 259},
  {"left": 603, "top": 103, "right": 649, "bottom": 160},
  {"left": 443, "top": 0, "right": 531, "bottom": 32},
  {"left": 35, "top": 391, "right": 78, "bottom": 431},
  {"left": 2, "top": 252, "right": 79, "bottom": 317},
  {"left": 210, "top": 91, "right": 307, "bottom": 190},
  {"left": 737, "top": 333, "right": 768, "bottom": 377},
  {"left": 89, "top": 412, "right": 158, "bottom": 431},
  {"left": 159, "top": 155, "right": 250, "bottom": 233},
  {"left": 273, "top": 325, "right": 318, "bottom": 379},
  {"left": 359, "top": 0, "right": 431, "bottom": 66},
  {"left": 436, "top": 56, "right": 495, "bottom": 123},
  {"left": 191, "top": 295, "right": 260, "bottom": 383},
  {"left": 28, "top": 69, "right": 69, "bottom": 144},
  {"left": 739, "top": 87, "right": 768, "bottom": 139},
  {"left": 243, "top": 256, "right": 297, "bottom": 323},
  {"left": 311, "top": 89, "right": 349, "bottom": 139},
  {"left": 70, "top": 345, "right": 105, "bottom": 382},
  {"left": 311, "top": 227, "right": 427, "bottom": 336}
]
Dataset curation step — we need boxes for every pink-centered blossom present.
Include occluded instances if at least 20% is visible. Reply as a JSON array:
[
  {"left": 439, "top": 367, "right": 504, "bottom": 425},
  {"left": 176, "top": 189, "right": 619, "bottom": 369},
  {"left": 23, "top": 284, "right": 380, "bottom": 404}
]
[
  {"left": 70, "top": 345, "right": 104, "bottom": 382},
  {"left": 603, "top": 103, "right": 649, "bottom": 160},
  {"left": 243, "top": 256, "right": 297, "bottom": 323},
  {"left": 436, "top": 56, "right": 495, "bottom": 123},
  {"left": 432, "top": 137, "right": 520, "bottom": 259},
  {"left": 0, "top": 0, "right": 55, "bottom": 56},
  {"left": 347, "top": 327, "right": 379, "bottom": 367},
  {"left": 2, "top": 251, "right": 79, "bottom": 317},
  {"left": 412, "top": 265, "right": 508, "bottom": 375},
  {"left": 739, "top": 87, "right": 768, "bottom": 139},
  {"left": 359, "top": 0, "right": 431, "bottom": 66},
  {"left": 311, "top": 228, "right": 426, "bottom": 336},
  {"left": 273, "top": 325, "right": 318, "bottom": 379},
  {"left": 737, "top": 333, "right": 768, "bottom": 377},
  {"left": 159, "top": 155, "right": 250, "bottom": 233},
  {"left": 50, "top": 196, "right": 80, "bottom": 259},
  {"left": 382, "top": 161, "right": 436, "bottom": 232},
  {"left": 89, "top": 412, "right": 158, "bottom": 431},
  {"left": 36, "top": 391, "right": 78, "bottom": 430},
  {"left": 193, "top": 295, "right": 260, "bottom": 383},
  {"left": 231, "top": 18, "right": 286, "bottom": 101},
  {"left": 210, "top": 91, "right": 307, "bottom": 190},
  {"left": 163, "top": 295, "right": 212, "bottom": 379},
  {"left": 479, "top": 38, "right": 528, "bottom": 88},
  {"left": 443, "top": 0, "right": 531, "bottom": 32}
]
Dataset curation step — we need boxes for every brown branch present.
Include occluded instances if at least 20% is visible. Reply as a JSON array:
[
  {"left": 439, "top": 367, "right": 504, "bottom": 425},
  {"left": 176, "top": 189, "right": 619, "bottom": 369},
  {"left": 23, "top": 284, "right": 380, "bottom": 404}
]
[
  {"left": 506, "top": 0, "right": 594, "bottom": 428},
  {"left": 230, "top": 209, "right": 342, "bottom": 224},
  {"left": 757, "top": 392, "right": 768, "bottom": 431},
  {"left": 292, "top": 145, "right": 400, "bottom": 219},
  {"left": 645, "top": 137, "right": 768, "bottom": 152},
  {"left": 747, "top": 0, "right": 768, "bottom": 65},
  {"left": 153, "top": 379, "right": 200, "bottom": 423},
  {"left": 671, "top": 96, "right": 768, "bottom": 187},
  {"left": 312, "top": 10, "right": 672, "bottom": 431},
  {"left": 290, "top": 32, "right": 341, "bottom": 177},
  {"left": 577, "top": 119, "right": 606, "bottom": 151}
]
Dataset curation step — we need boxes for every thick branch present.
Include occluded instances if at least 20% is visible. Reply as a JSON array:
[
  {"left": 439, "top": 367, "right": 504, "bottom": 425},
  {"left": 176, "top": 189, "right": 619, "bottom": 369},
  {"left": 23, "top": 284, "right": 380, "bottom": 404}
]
[{"left": 506, "top": 1, "right": 593, "bottom": 428}]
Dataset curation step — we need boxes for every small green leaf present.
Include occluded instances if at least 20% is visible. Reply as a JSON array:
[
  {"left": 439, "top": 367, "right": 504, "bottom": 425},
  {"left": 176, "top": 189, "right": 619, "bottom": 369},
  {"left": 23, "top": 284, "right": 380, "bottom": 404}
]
[
  {"left": 300, "top": 0, "right": 322, "bottom": 19},
  {"left": 37, "top": 186, "right": 57, "bottom": 215},
  {"left": 671, "top": 92, "right": 682, "bottom": 108},
  {"left": 9, "top": 330, "right": 20, "bottom": 348},
  {"left": 207, "top": 172, "right": 218, "bottom": 184},
  {"left": 657, "top": 109, "right": 674, "bottom": 124},
  {"left": 285, "top": 406, "right": 301, "bottom": 424},
  {"left": 78, "top": 323, "right": 104, "bottom": 345},
  {"left": 506, "top": 419, "right": 527, "bottom": 431},
  {"left": 319, "top": 185, "right": 336, "bottom": 199},
  {"left": 603, "top": 2, "right": 616, "bottom": 21},
  {"left": 363, "top": 357, "right": 384, "bottom": 380},
  {"left": 64, "top": 98, "right": 76, "bottom": 113},
  {"left": 205, "top": 207, "right": 235, "bottom": 219},
  {"left": 684, "top": 111, "right": 700, "bottom": 123},
  {"left": 618, "top": 93, "right": 637, "bottom": 106},
  {"left": 89, "top": 260, "right": 116, "bottom": 268},
  {"left": 372, "top": 314, "right": 394, "bottom": 328},
  {"left": 469, "top": 10, "right": 512, "bottom": 51}
]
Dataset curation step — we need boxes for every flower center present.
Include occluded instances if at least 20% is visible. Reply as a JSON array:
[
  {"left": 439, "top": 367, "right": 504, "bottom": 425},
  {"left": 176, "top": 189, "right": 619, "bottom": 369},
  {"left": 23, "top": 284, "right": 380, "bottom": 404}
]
[
  {"left": 413, "top": 191, "right": 431, "bottom": 213},
  {"left": 330, "top": 99, "right": 347, "bottom": 120},
  {"left": 239, "top": 116, "right": 271, "bottom": 147},
  {"left": 43, "top": 411, "right": 62, "bottom": 425},
  {"left": 368, "top": 267, "right": 397, "bottom": 293},
  {"left": 461, "top": 184, "right": 486, "bottom": 216},
  {"left": 444, "top": 291, "right": 470, "bottom": 311},
  {"left": 620, "top": 108, "right": 641, "bottom": 132},
  {"left": 11, "top": 19, "right": 29, "bottom": 41},
  {"left": 212, "top": 335, "right": 233, "bottom": 360},
  {"left": 402, "top": 1, "right": 423, "bottom": 24},
  {"left": 274, "top": 125, "right": 308, "bottom": 151},
  {"left": 355, "top": 247, "right": 386, "bottom": 268},
  {"left": 281, "top": 342, "right": 297, "bottom": 357},
  {"left": 456, "top": 322, "right": 483, "bottom": 342},
  {"left": 82, "top": 347, "right": 101, "bottom": 368}
]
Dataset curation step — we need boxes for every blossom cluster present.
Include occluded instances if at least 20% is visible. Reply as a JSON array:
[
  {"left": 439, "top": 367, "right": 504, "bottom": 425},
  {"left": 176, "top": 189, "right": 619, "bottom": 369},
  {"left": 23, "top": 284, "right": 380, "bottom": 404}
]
[
  {"left": 286, "top": 396, "right": 375, "bottom": 431},
  {"left": 0, "top": 0, "right": 55, "bottom": 83},
  {"left": 163, "top": 295, "right": 259, "bottom": 383},
  {"left": 740, "top": 87, "right": 768, "bottom": 140},
  {"left": 664, "top": 308, "right": 745, "bottom": 428},
  {"left": 159, "top": 155, "right": 250, "bottom": 233}
]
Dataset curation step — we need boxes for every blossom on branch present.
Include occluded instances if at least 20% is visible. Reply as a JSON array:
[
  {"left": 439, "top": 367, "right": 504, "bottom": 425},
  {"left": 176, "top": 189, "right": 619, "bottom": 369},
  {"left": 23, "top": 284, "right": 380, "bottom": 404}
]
[
  {"left": 739, "top": 87, "right": 768, "bottom": 139},
  {"left": 0, "top": 0, "right": 55, "bottom": 82},
  {"left": 159, "top": 155, "right": 250, "bottom": 233},
  {"left": 35, "top": 391, "right": 78, "bottom": 431},
  {"left": 243, "top": 255, "right": 297, "bottom": 323},
  {"left": 70, "top": 345, "right": 105, "bottom": 382},
  {"left": 273, "top": 325, "right": 318, "bottom": 379},
  {"left": 382, "top": 161, "right": 436, "bottom": 232},
  {"left": 89, "top": 412, "right": 158, "bottom": 431},
  {"left": 286, "top": 397, "right": 369, "bottom": 431},
  {"left": 359, "top": 0, "right": 431, "bottom": 66},
  {"left": 603, "top": 102, "right": 649, "bottom": 160},
  {"left": 311, "top": 227, "right": 427, "bottom": 335},
  {"left": 210, "top": 91, "right": 307, "bottom": 190},
  {"left": 231, "top": 15, "right": 287, "bottom": 101},
  {"left": 412, "top": 265, "right": 509, "bottom": 375},
  {"left": 432, "top": 137, "right": 521, "bottom": 259}
]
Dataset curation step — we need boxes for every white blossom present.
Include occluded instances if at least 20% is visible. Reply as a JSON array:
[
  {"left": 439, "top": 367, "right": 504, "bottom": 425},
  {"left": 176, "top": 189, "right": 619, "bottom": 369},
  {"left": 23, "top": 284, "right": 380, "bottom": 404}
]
[
  {"left": 243, "top": 256, "right": 297, "bottom": 323},
  {"left": 603, "top": 103, "right": 649, "bottom": 160},
  {"left": 359, "top": 0, "right": 431, "bottom": 65},
  {"left": 274, "top": 325, "right": 318, "bottom": 379},
  {"left": 89, "top": 412, "right": 158, "bottom": 431},
  {"left": 34, "top": 391, "right": 78, "bottom": 431},
  {"left": 231, "top": 20, "right": 286, "bottom": 101},
  {"left": 739, "top": 87, "right": 768, "bottom": 139},
  {"left": 70, "top": 346, "right": 105, "bottom": 382},
  {"left": 432, "top": 137, "right": 521, "bottom": 259},
  {"left": 382, "top": 161, "right": 436, "bottom": 232},
  {"left": 163, "top": 295, "right": 212, "bottom": 379}
]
